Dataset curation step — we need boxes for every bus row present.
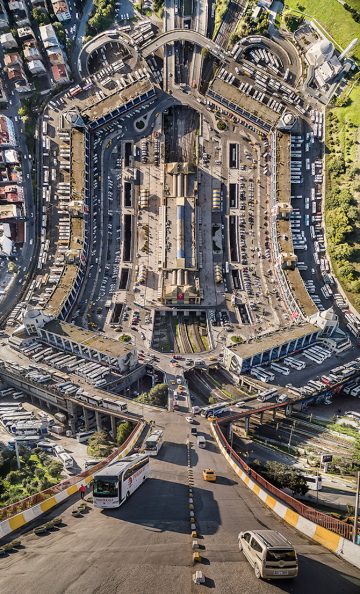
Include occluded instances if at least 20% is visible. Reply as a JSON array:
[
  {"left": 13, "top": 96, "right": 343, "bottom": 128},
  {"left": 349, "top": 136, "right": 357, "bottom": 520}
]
[
  {"left": 21, "top": 342, "right": 111, "bottom": 388},
  {"left": 54, "top": 383, "right": 128, "bottom": 414}
]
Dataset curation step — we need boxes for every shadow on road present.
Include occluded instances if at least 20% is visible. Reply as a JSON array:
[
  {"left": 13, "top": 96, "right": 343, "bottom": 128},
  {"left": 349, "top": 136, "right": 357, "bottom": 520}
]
[{"left": 105, "top": 477, "right": 220, "bottom": 535}]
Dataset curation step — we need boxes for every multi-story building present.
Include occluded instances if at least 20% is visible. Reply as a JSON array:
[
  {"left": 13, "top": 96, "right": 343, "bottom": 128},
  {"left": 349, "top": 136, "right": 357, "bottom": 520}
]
[
  {"left": 0, "top": 33, "right": 18, "bottom": 50},
  {"left": 0, "top": 0, "right": 9, "bottom": 30},
  {"left": 8, "top": 1, "right": 30, "bottom": 26},
  {"left": 51, "top": 0, "right": 71, "bottom": 21},
  {"left": 28, "top": 59, "right": 46, "bottom": 75},
  {"left": 0, "top": 116, "right": 16, "bottom": 146}
]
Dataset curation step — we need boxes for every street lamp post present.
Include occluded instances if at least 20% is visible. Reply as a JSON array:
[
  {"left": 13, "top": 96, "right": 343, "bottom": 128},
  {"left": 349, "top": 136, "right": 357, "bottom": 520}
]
[{"left": 353, "top": 471, "right": 360, "bottom": 545}]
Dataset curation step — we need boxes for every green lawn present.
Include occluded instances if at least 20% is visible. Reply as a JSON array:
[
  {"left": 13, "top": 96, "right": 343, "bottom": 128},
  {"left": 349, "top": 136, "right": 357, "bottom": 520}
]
[
  {"left": 336, "top": 84, "right": 360, "bottom": 127},
  {"left": 285, "top": 0, "right": 360, "bottom": 61}
]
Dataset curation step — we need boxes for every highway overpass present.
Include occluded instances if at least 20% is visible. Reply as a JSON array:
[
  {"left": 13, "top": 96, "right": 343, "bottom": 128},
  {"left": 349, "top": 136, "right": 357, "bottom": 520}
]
[
  {"left": 142, "top": 29, "right": 228, "bottom": 62},
  {"left": 0, "top": 412, "right": 359, "bottom": 593}
]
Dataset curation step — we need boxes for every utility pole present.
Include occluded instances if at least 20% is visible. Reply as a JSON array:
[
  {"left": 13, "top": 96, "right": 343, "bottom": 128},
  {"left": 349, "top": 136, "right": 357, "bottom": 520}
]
[{"left": 353, "top": 471, "right": 360, "bottom": 545}]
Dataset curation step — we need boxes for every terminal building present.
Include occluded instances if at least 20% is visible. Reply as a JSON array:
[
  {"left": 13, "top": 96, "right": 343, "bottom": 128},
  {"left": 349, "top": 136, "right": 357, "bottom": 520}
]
[
  {"left": 223, "top": 309, "right": 341, "bottom": 375},
  {"left": 160, "top": 162, "right": 202, "bottom": 305},
  {"left": 22, "top": 309, "right": 137, "bottom": 372}
]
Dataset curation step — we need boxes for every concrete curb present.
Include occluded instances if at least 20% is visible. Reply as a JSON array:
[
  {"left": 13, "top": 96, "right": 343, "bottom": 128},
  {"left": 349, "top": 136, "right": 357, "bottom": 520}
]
[
  {"left": 211, "top": 424, "right": 360, "bottom": 569},
  {"left": 0, "top": 422, "right": 144, "bottom": 540}
]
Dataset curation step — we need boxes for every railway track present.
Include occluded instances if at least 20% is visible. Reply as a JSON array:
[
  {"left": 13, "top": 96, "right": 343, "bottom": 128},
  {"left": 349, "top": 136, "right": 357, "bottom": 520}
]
[
  {"left": 248, "top": 417, "right": 354, "bottom": 456},
  {"left": 192, "top": 322, "right": 205, "bottom": 352},
  {"left": 215, "top": 0, "right": 247, "bottom": 49},
  {"left": 177, "top": 320, "right": 193, "bottom": 354}
]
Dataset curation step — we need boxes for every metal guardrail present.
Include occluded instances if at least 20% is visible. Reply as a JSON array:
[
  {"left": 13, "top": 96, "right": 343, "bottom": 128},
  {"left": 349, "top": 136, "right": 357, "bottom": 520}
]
[
  {"left": 0, "top": 421, "right": 142, "bottom": 521},
  {"left": 214, "top": 422, "right": 353, "bottom": 540}
]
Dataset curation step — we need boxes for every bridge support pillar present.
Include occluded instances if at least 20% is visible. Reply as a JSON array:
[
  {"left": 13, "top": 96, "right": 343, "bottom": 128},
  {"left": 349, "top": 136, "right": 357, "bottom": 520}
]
[
  {"left": 66, "top": 400, "right": 76, "bottom": 435},
  {"left": 95, "top": 410, "right": 102, "bottom": 431},
  {"left": 259, "top": 411, "right": 264, "bottom": 425},
  {"left": 272, "top": 409, "right": 277, "bottom": 421},
  {"left": 110, "top": 415, "right": 117, "bottom": 439},
  {"left": 83, "top": 407, "right": 91, "bottom": 430},
  {"left": 244, "top": 416, "right": 250, "bottom": 436}
]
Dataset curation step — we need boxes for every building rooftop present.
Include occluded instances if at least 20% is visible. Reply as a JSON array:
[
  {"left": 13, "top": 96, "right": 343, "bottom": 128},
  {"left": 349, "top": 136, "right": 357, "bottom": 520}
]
[
  {"left": 43, "top": 319, "right": 134, "bottom": 358},
  {"left": 211, "top": 78, "right": 277, "bottom": 126},
  {"left": 228, "top": 322, "right": 319, "bottom": 359},
  {"left": 277, "top": 218, "right": 318, "bottom": 316},
  {"left": 81, "top": 78, "right": 153, "bottom": 121}
]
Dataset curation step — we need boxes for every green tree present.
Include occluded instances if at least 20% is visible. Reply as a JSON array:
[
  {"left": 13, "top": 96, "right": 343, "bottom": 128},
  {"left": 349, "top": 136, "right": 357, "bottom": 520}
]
[
  {"left": 135, "top": 383, "right": 169, "bottom": 407},
  {"left": 6, "top": 470, "right": 23, "bottom": 485},
  {"left": 34, "top": 467, "right": 46, "bottom": 480},
  {"left": 88, "top": 430, "right": 112, "bottom": 457},
  {"left": 53, "top": 22, "right": 66, "bottom": 45},
  {"left": 262, "top": 461, "right": 308, "bottom": 496},
  {"left": 32, "top": 8, "right": 50, "bottom": 25},
  {"left": 47, "top": 460, "right": 63, "bottom": 478},
  {"left": 283, "top": 11, "right": 303, "bottom": 32},
  {"left": 116, "top": 421, "right": 133, "bottom": 445}
]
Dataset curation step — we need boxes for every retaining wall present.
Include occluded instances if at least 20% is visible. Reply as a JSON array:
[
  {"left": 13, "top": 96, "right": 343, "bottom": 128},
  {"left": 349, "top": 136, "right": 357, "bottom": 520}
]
[{"left": 211, "top": 423, "right": 360, "bottom": 569}]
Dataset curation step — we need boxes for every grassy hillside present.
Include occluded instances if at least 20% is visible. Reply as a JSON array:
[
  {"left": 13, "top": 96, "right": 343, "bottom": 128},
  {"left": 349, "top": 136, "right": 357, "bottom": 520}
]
[{"left": 285, "top": 0, "right": 360, "bottom": 61}]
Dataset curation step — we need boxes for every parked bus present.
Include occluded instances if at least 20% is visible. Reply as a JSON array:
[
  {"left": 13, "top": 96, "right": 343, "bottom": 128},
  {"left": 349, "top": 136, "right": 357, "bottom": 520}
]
[
  {"left": 304, "top": 474, "right": 322, "bottom": 491},
  {"left": 144, "top": 429, "right": 164, "bottom": 456},
  {"left": 76, "top": 430, "right": 95, "bottom": 444},
  {"left": 8, "top": 436, "right": 39, "bottom": 450},
  {"left": 92, "top": 454, "right": 150, "bottom": 508},
  {"left": 270, "top": 362, "right": 290, "bottom": 376}
]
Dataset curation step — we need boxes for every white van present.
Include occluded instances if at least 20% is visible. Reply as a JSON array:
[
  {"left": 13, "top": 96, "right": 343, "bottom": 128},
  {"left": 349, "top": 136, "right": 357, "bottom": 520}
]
[
  {"left": 238, "top": 530, "right": 298, "bottom": 580},
  {"left": 197, "top": 436, "right": 206, "bottom": 448}
]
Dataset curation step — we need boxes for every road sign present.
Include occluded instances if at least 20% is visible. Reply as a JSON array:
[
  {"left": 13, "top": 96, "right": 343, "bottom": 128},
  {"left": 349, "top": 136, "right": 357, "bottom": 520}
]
[{"left": 321, "top": 454, "right": 333, "bottom": 464}]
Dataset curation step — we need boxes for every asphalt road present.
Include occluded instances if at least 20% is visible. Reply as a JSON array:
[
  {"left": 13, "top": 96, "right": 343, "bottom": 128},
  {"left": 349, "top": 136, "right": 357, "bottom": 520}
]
[{"left": 0, "top": 413, "right": 359, "bottom": 594}]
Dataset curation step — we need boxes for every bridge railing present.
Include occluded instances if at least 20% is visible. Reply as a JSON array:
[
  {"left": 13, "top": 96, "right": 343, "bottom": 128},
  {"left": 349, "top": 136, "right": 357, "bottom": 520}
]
[
  {"left": 0, "top": 421, "right": 143, "bottom": 522},
  {"left": 214, "top": 422, "right": 353, "bottom": 540}
]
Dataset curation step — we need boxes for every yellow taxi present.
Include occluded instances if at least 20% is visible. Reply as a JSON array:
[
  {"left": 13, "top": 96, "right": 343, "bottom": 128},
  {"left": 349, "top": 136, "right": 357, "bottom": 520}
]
[
  {"left": 207, "top": 415, "right": 218, "bottom": 422},
  {"left": 202, "top": 469, "right": 216, "bottom": 482}
]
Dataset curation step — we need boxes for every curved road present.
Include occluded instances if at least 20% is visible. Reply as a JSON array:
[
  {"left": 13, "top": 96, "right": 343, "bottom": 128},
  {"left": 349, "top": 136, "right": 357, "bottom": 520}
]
[
  {"left": 0, "top": 412, "right": 359, "bottom": 593},
  {"left": 142, "top": 28, "right": 229, "bottom": 61}
]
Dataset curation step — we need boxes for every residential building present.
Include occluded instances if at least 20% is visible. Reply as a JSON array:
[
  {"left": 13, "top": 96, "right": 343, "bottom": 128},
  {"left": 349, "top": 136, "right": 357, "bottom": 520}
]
[
  {"left": 51, "top": 63, "right": 69, "bottom": 84},
  {"left": 0, "top": 81, "right": 7, "bottom": 106},
  {"left": 17, "top": 26, "right": 35, "bottom": 42},
  {"left": 39, "top": 24, "right": 60, "bottom": 50},
  {"left": 0, "top": 149, "right": 20, "bottom": 164},
  {"left": 0, "top": 116, "right": 16, "bottom": 146},
  {"left": 0, "top": 33, "right": 18, "bottom": 50},
  {"left": 28, "top": 59, "right": 46, "bottom": 75},
  {"left": 0, "top": 222, "right": 13, "bottom": 256},
  {"left": 51, "top": 0, "right": 71, "bottom": 21},
  {"left": 0, "top": 0, "right": 9, "bottom": 30},
  {"left": 23, "top": 43, "right": 43, "bottom": 62},
  {"left": 0, "top": 185, "right": 23, "bottom": 202},
  {"left": 8, "top": 1, "right": 30, "bottom": 26},
  {"left": 4, "top": 53, "right": 23, "bottom": 68}
]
